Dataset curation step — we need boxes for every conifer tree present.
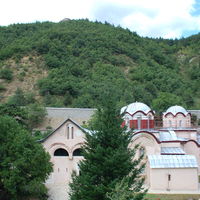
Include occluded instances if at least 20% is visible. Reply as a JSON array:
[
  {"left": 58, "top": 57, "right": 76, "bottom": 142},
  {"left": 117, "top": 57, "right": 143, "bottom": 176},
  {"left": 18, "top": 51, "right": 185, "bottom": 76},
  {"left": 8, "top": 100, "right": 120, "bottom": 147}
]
[{"left": 69, "top": 98, "right": 146, "bottom": 200}]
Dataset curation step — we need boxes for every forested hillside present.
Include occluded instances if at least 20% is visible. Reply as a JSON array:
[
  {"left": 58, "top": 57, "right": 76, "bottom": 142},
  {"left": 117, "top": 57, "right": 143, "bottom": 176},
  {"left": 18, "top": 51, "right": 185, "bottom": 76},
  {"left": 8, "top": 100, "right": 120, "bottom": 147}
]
[{"left": 0, "top": 19, "right": 199, "bottom": 111}]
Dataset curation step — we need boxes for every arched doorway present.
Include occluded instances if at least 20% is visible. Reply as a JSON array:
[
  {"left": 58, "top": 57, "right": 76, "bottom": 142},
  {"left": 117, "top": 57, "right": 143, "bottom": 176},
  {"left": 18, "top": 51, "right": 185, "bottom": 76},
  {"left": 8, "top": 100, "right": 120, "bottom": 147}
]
[{"left": 53, "top": 147, "right": 70, "bottom": 184}]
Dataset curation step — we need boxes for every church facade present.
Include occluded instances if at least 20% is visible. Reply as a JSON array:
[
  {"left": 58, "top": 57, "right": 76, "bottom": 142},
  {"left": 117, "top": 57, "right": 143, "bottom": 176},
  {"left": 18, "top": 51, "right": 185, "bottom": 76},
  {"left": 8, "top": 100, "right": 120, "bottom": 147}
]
[
  {"left": 121, "top": 102, "right": 199, "bottom": 191},
  {"left": 40, "top": 103, "right": 200, "bottom": 199}
]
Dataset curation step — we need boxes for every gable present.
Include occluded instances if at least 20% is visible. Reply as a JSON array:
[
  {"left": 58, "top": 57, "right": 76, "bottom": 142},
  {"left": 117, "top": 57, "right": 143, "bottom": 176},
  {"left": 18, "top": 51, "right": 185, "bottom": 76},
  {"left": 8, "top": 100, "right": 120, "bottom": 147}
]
[{"left": 41, "top": 118, "right": 85, "bottom": 143}]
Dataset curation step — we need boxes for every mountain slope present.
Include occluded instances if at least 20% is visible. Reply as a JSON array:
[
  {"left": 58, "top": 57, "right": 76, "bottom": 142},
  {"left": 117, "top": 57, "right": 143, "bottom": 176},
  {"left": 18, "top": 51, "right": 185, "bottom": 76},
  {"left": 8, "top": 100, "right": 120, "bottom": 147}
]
[{"left": 0, "top": 20, "right": 199, "bottom": 110}]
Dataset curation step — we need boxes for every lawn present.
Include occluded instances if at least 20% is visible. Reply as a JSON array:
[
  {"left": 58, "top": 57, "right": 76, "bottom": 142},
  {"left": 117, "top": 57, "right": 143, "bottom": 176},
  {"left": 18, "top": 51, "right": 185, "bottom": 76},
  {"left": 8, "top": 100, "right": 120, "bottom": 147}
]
[{"left": 145, "top": 193, "right": 200, "bottom": 200}]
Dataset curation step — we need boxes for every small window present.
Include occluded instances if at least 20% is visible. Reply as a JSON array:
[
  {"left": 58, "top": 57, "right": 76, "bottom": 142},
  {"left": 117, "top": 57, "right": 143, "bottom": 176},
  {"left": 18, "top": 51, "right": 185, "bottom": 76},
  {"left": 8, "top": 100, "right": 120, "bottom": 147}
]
[
  {"left": 67, "top": 127, "right": 69, "bottom": 139},
  {"left": 73, "top": 148, "right": 82, "bottom": 156},
  {"left": 139, "top": 147, "right": 145, "bottom": 157},
  {"left": 137, "top": 116, "right": 142, "bottom": 129},
  {"left": 71, "top": 127, "right": 74, "bottom": 139},
  {"left": 54, "top": 148, "right": 69, "bottom": 156},
  {"left": 148, "top": 115, "right": 151, "bottom": 129},
  {"left": 169, "top": 120, "right": 172, "bottom": 127},
  {"left": 179, "top": 120, "right": 182, "bottom": 127}
]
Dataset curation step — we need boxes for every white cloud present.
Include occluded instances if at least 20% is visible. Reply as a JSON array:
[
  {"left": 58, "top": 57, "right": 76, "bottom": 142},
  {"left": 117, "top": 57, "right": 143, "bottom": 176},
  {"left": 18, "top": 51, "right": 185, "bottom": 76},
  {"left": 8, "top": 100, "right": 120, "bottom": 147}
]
[
  {"left": 1, "top": 0, "right": 200, "bottom": 38},
  {"left": 91, "top": 0, "right": 200, "bottom": 38}
]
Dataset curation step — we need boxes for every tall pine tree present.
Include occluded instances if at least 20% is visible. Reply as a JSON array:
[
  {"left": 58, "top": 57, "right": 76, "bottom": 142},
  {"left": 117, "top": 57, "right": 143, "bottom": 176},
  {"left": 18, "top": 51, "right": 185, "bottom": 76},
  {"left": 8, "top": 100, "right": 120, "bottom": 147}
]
[{"left": 69, "top": 98, "right": 146, "bottom": 200}]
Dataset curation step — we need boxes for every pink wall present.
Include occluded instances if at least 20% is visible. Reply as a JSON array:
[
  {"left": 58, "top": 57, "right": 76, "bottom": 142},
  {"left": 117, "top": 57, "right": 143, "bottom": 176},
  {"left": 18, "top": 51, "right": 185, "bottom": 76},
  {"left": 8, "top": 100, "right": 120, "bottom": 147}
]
[
  {"left": 149, "top": 168, "right": 198, "bottom": 191},
  {"left": 163, "top": 113, "right": 191, "bottom": 128},
  {"left": 43, "top": 120, "right": 85, "bottom": 185}
]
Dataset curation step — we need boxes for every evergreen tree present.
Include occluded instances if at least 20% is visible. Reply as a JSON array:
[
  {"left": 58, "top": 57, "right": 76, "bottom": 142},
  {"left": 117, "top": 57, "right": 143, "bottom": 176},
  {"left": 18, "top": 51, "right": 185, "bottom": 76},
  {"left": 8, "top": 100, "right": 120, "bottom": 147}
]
[
  {"left": 106, "top": 177, "right": 145, "bottom": 200},
  {"left": 69, "top": 98, "right": 146, "bottom": 200}
]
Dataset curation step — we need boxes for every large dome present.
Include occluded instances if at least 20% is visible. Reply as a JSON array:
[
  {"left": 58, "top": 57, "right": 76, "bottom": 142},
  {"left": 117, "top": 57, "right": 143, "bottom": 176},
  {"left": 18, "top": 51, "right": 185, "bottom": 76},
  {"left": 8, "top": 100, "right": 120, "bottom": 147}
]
[
  {"left": 121, "top": 102, "right": 152, "bottom": 115},
  {"left": 164, "top": 105, "right": 189, "bottom": 116}
]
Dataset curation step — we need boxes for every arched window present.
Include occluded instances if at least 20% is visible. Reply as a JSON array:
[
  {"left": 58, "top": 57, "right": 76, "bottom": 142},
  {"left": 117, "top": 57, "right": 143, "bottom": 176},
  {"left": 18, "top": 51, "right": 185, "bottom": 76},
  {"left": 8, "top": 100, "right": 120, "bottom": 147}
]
[
  {"left": 139, "top": 147, "right": 145, "bottom": 157},
  {"left": 73, "top": 148, "right": 82, "bottom": 156},
  {"left": 179, "top": 120, "right": 182, "bottom": 127},
  {"left": 54, "top": 148, "right": 69, "bottom": 156}
]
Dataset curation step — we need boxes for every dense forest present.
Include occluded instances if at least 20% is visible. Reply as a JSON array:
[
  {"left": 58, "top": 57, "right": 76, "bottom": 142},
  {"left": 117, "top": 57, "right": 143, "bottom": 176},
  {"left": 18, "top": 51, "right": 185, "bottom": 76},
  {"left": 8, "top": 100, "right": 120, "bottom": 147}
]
[{"left": 0, "top": 19, "right": 200, "bottom": 111}]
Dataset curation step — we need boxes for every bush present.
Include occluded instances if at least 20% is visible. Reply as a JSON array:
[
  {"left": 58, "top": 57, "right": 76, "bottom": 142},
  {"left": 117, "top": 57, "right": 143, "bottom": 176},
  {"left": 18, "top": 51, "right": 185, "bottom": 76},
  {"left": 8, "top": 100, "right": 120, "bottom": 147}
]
[
  {"left": 0, "top": 84, "right": 6, "bottom": 92},
  {"left": 0, "top": 68, "right": 13, "bottom": 80}
]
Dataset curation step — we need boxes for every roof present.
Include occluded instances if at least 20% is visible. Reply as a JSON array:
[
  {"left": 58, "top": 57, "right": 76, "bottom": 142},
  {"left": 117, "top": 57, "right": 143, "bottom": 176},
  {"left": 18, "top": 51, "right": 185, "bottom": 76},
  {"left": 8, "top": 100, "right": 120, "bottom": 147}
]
[
  {"left": 159, "top": 127, "right": 197, "bottom": 131},
  {"left": 161, "top": 147, "right": 185, "bottom": 155},
  {"left": 120, "top": 102, "right": 153, "bottom": 115},
  {"left": 36, "top": 107, "right": 96, "bottom": 130},
  {"left": 148, "top": 155, "right": 198, "bottom": 168},
  {"left": 164, "top": 105, "right": 189, "bottom": 116},
  {"left": 159, "top": 130, "right": 187, "bottom": 141}
]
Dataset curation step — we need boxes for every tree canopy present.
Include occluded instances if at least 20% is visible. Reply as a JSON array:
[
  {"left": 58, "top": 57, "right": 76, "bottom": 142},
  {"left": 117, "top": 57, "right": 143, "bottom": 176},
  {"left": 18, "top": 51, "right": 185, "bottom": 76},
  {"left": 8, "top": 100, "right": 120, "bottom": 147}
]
[
  {"left": 0, "top": 115, "right": 52, "bottom": 200},
  {"left": 0, "top": 20, "right": 200, "bottom": 109}
]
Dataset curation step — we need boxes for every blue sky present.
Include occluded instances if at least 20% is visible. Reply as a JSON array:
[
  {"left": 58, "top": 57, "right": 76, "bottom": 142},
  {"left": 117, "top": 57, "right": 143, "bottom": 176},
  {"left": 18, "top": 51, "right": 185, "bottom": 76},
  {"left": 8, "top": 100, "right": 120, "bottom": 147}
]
[{"left": 1, "top": 0, "right": 200, "bottom": 39}]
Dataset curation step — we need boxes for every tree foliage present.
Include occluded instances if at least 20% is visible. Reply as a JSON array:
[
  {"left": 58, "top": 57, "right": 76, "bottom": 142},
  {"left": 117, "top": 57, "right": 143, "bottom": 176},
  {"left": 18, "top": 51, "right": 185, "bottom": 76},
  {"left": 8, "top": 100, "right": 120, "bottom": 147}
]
[
  {"left": 7, "top": 88, "right": 36, "bottom": 106},
  {"left": 106, "top": 178, "right": 145, "bottom": 200},
  {"left": 0, "top": 115, "right": 52, "bottom": 200},
  {"left": 0, "top": 68, "right": 13, "bottom": 80},
  {"left": 0, "top": 20, "right": 200, "bottom": 109},
  {"left": 69, "top": 98, "right": 146, "bottom": 200},
  {"left": 26, "top": 103, "right": 47, "bottom": 130},
  {"left": 0, "top": 102, "right": 46, "bottom": 131},
  {"left": 152, "top": 92, "right": 185, "bottom": 112},
  {"left": 0, "top": 103, "right": 28, "bottom": 125}
]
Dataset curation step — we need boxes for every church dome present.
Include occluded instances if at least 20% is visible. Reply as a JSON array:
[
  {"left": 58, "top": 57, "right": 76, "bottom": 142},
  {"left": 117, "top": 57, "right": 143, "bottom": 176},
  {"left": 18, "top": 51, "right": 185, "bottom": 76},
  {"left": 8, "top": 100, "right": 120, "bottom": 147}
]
[
  {"left": 121, "top": 102, "right": 152, "bottom": 115},
  {"left": 164, "top": 105, "right": 189, "bottom": 116}
]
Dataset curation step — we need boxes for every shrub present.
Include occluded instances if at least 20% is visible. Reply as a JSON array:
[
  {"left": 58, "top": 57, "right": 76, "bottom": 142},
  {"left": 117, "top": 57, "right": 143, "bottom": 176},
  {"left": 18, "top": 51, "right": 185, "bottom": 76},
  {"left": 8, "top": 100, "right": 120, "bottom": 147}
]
[
  {"left": 0, "top": 84, "right": 6, "bottom": 92},
  {"left": 0, "top": 68, "right": 13, "bottom": 80}
]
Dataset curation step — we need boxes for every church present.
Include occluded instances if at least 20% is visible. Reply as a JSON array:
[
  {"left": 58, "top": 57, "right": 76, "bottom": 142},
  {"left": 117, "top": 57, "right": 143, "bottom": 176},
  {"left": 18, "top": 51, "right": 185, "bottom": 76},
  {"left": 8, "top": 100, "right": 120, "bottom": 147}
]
[{"left": 39, "top": 103, "right": 200, "bottom": 199}]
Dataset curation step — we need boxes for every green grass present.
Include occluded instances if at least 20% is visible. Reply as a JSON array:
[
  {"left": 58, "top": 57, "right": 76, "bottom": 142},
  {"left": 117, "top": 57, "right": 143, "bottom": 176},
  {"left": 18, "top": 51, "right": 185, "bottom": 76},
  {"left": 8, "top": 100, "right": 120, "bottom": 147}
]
[{"left": 145, "top": 193, "right": 200, "bottom": 200}]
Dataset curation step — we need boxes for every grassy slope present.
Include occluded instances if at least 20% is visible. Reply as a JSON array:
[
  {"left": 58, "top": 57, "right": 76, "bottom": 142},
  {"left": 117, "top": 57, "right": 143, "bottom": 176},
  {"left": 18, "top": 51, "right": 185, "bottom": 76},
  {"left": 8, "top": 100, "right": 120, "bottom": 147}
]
[{"left": 0, "top": 56, "right": 47, "bottom": 102}]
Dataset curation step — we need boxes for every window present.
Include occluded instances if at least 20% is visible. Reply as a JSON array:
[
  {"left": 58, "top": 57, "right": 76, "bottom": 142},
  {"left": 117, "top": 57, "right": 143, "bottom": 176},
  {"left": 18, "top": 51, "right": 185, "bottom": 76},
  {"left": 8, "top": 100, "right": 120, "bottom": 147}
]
[
  {"left": 169, "top": 120, "right": 172, "bottom": 127},
  {"left": 137, "top": 115, "right": 142, "bottom": 129},
  {"left": 71, "top": 127, "right": 74, "bottom": 139},
  {"left": 67, "top": 127, "right": 69, "bottom": 139},
  {"left": 54, "top": 148, "right": 69, "bottom": 156},
  {"left": 73, "top": 148, "right": 82, "bottom": 156},
  {"left": 179, "top": 120, "right": 182, "bottom": 127},
  {"left": 148, "top": 115, "right": 151, "bottom": 129},
  {"left": 66, "top": 124, "right": 75, "bottom": 139},
  {"left": 139, "top": 147, "right": 145, "bottom": 157}
]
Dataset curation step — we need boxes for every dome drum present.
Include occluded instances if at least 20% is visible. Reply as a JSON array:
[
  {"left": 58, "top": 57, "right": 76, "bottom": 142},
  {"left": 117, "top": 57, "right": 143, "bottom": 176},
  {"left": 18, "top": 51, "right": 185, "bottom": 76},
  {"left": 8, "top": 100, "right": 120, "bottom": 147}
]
[
  {"left": 163, "top": 105, "right": 191, "bottom": 128},
  {"left": 121, "top": 102, "right": 155, "bottom": 130}
]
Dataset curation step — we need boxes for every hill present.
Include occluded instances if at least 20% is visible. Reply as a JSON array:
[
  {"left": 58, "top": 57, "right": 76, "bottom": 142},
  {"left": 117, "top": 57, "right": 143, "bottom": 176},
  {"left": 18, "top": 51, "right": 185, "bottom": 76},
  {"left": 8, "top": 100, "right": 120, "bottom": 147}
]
[{"left": 0, "top": 19, "right": 199, "bottom": 111}]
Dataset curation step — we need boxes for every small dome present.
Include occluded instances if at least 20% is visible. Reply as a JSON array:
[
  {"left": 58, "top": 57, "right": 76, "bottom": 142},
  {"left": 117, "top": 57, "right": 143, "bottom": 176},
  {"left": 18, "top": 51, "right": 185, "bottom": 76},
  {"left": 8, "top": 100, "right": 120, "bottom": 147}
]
[
  {"left": 164, "top": 105, "right": 189, "bottom": 116},
  {"left": 121, "top": 102, "right": 152, "bottom": 115}
]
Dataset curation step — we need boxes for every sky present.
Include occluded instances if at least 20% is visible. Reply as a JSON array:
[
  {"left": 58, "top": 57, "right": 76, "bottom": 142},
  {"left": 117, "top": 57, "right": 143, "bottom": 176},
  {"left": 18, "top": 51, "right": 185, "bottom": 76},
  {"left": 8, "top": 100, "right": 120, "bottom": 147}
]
[{"left": 1, "top": 0, "right": 200, "bottom": 39}]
